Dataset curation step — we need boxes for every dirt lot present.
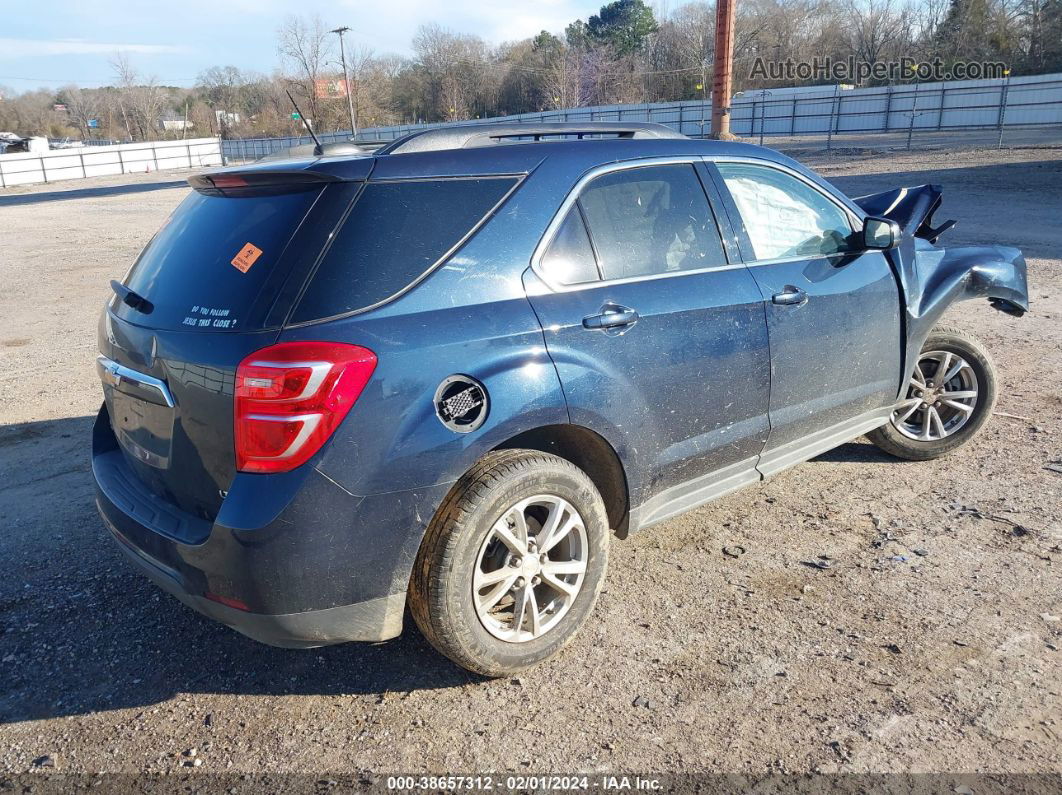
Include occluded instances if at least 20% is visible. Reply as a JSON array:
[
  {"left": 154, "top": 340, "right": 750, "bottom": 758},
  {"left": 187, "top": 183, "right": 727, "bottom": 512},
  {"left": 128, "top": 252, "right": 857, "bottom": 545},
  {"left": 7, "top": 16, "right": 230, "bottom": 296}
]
[{"left": 0, "top": 147, "right": 1060, "bottom": 785}]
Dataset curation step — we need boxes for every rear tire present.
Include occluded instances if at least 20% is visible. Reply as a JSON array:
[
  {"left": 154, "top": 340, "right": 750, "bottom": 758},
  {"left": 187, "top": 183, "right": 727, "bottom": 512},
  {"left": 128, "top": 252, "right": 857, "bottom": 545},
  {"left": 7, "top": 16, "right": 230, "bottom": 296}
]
[
  {"left": 408, "top": 449, "right": 609, "bottom": 677},
  {"left": 867, "top": 325, "right": 997, "bottom": 461}
]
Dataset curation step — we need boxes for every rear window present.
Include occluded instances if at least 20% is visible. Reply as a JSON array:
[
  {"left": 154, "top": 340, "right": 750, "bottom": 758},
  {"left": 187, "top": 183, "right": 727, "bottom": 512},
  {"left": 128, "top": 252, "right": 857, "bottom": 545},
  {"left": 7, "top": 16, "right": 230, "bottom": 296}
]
[
  {"left": 117, "top": 188, "right": 322, "bottom": 331},
  {"left": 291, "top": 177, "right": 517, "bottom": 323}
]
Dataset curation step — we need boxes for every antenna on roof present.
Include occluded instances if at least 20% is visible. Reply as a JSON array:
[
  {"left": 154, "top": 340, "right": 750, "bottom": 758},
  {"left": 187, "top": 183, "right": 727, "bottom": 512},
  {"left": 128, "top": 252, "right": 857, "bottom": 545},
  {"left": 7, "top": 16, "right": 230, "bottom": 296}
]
[{"left": 285, "top": 89, "right": 322, "bottom": 154}]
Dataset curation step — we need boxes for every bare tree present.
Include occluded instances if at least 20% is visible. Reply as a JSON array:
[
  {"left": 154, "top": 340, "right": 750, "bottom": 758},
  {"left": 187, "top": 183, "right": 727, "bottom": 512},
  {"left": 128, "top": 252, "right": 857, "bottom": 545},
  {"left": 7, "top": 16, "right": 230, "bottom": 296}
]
[
  {"left": 544, "top": 47, "right": 594, "bottom": 108},
  {"left": 2, "top": 0, "right": 1056, "bottom": 141},
  {"left": 198, "top": 66, "right": 253, "bottom": 136},
  {"left": 109, "top": 52, "right": 167, "bottom": 140},
  {"left": 413, "top": 24, "right": 492, "bottom": 120},
  {"left": 844, "top": 0, "right": 914, "bottom": 79},
  {"left": 110, "top": 52, "right": 138, "bottom": 140},
  {"left": 59, "top": 86, "right": 101, "bottom": 140},
  {"left": 343, "top": 44, "right": 376, "bottom": 131},
  {"left": 276, "top": 14, "right": 335, "bottom": 128}
]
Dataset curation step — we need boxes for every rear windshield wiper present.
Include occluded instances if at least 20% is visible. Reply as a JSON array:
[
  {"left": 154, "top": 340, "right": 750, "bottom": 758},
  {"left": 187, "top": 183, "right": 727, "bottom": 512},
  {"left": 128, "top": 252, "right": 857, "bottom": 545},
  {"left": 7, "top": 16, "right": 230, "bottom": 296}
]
[{"left": 110, "top": 280, "right": 154, "bottom": 314}]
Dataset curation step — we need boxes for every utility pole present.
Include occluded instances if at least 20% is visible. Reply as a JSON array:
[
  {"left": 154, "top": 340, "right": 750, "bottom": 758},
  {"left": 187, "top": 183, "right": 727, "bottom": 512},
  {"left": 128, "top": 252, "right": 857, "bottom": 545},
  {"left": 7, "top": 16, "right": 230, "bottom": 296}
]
[
  {"left": 331, "top": 26, "right": 358, "bottom": 140},
  {"left": 710, "top": 0, "right": 737, "bottom": 139}
]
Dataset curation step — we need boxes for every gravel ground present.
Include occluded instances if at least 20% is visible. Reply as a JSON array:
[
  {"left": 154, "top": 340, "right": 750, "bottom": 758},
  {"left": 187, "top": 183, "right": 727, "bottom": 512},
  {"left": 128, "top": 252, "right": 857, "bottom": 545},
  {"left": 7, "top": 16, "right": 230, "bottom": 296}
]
[{"left": 0, "top": 147, "right": 1059, "bottom": 786}]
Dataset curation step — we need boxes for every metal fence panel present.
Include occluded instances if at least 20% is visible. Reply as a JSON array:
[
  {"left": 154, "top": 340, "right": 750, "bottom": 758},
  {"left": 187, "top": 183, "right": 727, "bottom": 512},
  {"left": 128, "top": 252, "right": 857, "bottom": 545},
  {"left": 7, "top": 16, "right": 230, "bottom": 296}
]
[{"left": 17, "top": 72, "right": 1060, "bottom": 177}]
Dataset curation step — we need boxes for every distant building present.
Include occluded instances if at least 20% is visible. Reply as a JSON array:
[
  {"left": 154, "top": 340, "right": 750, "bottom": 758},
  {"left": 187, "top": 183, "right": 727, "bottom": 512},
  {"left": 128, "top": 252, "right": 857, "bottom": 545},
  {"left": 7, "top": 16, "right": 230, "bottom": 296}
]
[
  {"left": 159, "top": 111, "right": 193, "bottom": 132},
  {"left": 214, "top": 110, "right": 240, "bottom": 128}
]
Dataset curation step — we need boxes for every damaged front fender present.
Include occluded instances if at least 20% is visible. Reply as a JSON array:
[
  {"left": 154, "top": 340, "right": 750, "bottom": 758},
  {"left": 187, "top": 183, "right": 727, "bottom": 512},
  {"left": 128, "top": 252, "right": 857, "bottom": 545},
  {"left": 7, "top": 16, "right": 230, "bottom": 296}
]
[
  {"left": 896, "top": 241, "right": 1029, "bottom": 397},
  {"left": 854, "top": 184, "right": 1030, "bottom": 398},
  {"left": 916, "top": 243, "right": 1029, "bottom": 321}
]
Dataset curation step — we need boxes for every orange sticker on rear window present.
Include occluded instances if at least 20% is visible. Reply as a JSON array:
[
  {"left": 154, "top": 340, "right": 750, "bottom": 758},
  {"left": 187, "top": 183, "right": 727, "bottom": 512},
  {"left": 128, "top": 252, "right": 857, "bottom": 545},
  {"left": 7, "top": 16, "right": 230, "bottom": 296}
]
[{"left": 231, "top": 242, "right": 263, "bottom": 273}]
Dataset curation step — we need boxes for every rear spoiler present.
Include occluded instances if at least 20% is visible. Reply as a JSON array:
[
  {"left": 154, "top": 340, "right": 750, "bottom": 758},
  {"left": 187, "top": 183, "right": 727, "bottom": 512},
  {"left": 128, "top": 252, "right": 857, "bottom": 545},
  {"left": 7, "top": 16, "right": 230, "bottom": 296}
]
[
  {"left": 188, "top": 170, "right": 341, "bottom": 197},
  {"left": 853, "top": 184, "right": 956, "bottom": 244}
]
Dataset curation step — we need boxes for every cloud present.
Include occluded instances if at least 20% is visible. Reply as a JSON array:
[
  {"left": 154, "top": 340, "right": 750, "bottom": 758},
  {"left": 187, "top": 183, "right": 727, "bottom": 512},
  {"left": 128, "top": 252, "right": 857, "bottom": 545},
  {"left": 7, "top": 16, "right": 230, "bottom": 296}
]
[
  {"left": 0, "top": 38, "right": 186, "bottom": 58},
  {"left": 331, "top": 0, "right": 599, "bottom": 53}
]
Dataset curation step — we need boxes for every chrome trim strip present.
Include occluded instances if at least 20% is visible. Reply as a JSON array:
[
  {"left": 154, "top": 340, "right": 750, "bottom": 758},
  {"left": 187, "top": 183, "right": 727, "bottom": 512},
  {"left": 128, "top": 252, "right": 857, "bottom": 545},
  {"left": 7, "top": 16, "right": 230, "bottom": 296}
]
[
  {"left": 244, "top": 413, "right": 322, "bottom": 459},
  {"left": 541, "top": 261, "right": 753, "bottom": 292},
  {"left": 245, "top": 360, "right": 331, "bottom": 400},
  {"left": 746, "top": 250, "right": 858, "bottom": 268},
  {"left": 96, "top": 355, "right": 175, "bottom": 408}
]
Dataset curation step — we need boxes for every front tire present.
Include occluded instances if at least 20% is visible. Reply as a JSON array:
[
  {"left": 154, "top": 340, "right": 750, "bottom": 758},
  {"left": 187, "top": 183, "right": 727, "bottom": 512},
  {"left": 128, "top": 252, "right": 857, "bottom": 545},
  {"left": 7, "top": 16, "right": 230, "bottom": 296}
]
[
  {"left": 867, "top": 325, "right": 997, "bottom": 461},
  {"left": 408, "top": 450, "right": 609, "bottom": 677}
]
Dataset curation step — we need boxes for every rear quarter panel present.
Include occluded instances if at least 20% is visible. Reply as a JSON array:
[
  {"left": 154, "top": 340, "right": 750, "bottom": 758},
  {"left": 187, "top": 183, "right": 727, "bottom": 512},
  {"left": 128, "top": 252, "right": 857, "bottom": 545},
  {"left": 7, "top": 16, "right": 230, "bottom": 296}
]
[{"left": 278, "top": 166, "right": 577, "bottom": 498}]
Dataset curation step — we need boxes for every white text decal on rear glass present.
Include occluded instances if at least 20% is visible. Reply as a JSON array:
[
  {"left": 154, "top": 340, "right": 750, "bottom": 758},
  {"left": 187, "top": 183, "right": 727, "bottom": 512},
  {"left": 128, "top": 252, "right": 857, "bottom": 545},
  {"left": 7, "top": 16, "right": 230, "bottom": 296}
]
[{"left": 182, "top": 305, "right": 237, "bottom": 329}]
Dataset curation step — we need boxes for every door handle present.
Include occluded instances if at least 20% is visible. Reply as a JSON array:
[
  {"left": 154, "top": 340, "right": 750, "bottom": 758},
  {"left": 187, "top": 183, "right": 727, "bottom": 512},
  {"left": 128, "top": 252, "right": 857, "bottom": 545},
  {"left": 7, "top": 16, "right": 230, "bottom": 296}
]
[
  {"left": 771, "top": 285, "right": 808, "bottom": 306},
  {"left": 582, "top": 304, "right": 639, "bottom": 331}
]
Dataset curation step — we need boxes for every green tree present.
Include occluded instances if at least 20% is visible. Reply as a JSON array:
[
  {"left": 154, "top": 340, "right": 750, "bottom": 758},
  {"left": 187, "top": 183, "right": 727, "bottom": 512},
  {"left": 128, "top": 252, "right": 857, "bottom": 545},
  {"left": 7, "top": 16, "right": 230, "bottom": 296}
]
[
  {"left": 565, "top": 19, "right": 592, "bottom": 49},
  {"left": 1021, "top": 0, "right": 1062, "bottom": 72},
  {"left": 933, "top": 0, "right": 1000, "bottom": 61},
  {"left": 533, "top": 30, "right": 564, "bottom": 56},
  {"left": 586, "top": 0, "right": 659, "bottom": 54}
]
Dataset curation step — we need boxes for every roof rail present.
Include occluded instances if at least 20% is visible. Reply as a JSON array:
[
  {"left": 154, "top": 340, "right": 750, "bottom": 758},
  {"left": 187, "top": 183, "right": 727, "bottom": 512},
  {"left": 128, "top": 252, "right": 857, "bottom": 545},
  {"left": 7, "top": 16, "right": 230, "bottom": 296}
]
[{"left": 377, "top": 121, "right": 686, "bottom": 155}]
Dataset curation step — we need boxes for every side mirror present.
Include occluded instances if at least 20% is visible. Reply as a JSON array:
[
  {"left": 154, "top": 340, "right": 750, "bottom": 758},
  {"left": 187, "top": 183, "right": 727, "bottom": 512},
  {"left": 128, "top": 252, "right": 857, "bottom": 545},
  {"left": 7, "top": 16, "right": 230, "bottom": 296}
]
[{"left": 862, "top": 216, "right": 901, "bottom": 250}]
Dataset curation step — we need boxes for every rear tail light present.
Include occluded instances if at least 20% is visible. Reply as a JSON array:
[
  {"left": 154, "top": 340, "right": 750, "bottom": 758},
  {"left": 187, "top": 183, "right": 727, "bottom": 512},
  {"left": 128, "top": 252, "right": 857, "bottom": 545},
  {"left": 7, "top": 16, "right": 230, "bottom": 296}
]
[{"left": 235, "top": 341, "right": 377, "bottom": 473}]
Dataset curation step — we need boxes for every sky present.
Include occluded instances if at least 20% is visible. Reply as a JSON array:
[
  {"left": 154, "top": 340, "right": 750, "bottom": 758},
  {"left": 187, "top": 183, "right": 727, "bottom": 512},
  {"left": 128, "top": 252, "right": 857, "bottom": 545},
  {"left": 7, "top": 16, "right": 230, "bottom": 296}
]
[{"left": 0, "top": 0, "right": 605, "bottom": 94}]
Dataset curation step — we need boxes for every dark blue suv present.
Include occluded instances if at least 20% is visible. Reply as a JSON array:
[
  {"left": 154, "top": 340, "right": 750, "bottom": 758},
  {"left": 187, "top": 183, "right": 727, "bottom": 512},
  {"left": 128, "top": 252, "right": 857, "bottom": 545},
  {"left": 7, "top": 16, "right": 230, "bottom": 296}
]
[{"left": 93, "top": 122, "right": 1028, "bottom": 675}]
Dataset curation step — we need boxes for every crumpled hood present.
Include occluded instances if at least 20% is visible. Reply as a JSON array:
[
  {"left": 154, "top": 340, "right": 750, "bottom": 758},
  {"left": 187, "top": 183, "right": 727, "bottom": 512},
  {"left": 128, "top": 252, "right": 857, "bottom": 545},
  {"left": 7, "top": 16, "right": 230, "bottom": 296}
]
[{"left": 854, "top": 184, "right": 956, "bottom": 243}]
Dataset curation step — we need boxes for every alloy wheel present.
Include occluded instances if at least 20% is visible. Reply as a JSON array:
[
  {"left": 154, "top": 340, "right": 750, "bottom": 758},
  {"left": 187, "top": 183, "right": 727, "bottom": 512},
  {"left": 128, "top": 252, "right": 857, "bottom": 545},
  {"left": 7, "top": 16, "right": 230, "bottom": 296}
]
[
  {"left": 891, "top": 350, "right": 979, "bottom": 441},
  {"left": 472, "top": 494, "right": 588, "bottom": 643}
]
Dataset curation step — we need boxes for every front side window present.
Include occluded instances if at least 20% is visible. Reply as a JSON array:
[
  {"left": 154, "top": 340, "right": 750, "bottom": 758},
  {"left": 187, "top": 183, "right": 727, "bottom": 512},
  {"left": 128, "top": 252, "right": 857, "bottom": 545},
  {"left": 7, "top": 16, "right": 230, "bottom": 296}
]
[
  {"left": 716, "top": 162, "right": 855, "bottom": 260},
  {"left": 577, "top": 164, "right": 727, "bottom": 280}
]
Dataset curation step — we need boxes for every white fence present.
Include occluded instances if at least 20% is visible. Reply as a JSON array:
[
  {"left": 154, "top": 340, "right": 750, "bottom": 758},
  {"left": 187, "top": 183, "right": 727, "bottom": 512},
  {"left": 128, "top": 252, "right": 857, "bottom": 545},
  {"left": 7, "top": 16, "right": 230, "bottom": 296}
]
[{"left": 0, "top": 137, "right": 223, "bottom": 188}]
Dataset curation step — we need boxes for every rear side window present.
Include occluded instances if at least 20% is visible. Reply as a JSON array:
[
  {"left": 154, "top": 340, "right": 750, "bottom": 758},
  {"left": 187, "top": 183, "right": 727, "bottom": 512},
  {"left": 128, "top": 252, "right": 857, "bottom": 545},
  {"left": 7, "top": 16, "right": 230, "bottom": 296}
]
[
  {"left": 118, "top": 188, "right": 322, "bottom": 331},
  {"left": 292, "top": 177, "right": 517, "bottom": 322},
  {"left": 538, "top": 207, "right": 600, "bottom": 285},
  {"left": 578, "top": 164, "right": 727, "bottom": 280}
]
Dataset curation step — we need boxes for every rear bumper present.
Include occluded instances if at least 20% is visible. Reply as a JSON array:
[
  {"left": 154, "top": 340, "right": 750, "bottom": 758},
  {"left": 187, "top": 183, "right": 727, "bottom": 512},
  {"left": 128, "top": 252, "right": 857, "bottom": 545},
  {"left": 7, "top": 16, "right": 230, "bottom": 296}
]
[
  {"left": 104, "top": 517, "right": 404, "bottom": 646},
  {"left": 92, "top": 404, "right": 450, "bottom": 647}
]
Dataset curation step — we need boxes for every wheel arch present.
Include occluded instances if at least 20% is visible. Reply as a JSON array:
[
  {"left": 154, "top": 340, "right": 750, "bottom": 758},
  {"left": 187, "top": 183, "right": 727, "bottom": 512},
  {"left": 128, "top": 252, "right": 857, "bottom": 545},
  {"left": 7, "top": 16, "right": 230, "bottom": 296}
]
[
  {"left": 493, "top": 424, "right": 631, "bottom": 537},
  {"left": 890, "top": 243, "right": 1027, "bottom": 399}
]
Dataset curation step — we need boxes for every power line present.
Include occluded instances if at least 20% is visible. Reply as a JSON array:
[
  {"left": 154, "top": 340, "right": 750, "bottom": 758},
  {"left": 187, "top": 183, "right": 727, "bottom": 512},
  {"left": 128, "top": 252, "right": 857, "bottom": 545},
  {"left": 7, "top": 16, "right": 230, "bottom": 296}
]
[
  {"left": 435, "top": 54, "right": 704, "bottom": 77},
  {"left": 1, "top": 61, "right": 705, "bottom": 91},
  {"left": 503, "top": 61, "right": 703, "bottom": 76}
]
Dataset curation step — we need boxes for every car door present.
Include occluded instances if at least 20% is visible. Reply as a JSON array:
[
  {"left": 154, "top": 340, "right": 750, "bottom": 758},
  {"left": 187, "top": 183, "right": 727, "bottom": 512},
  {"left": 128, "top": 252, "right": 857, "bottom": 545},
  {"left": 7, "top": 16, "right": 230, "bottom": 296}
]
[
  {"left": 523, "top": 160, "right": 772, "bottom": 528},
  {"left": 708, "top": 160, "right": 902, "bottom": 474}
]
